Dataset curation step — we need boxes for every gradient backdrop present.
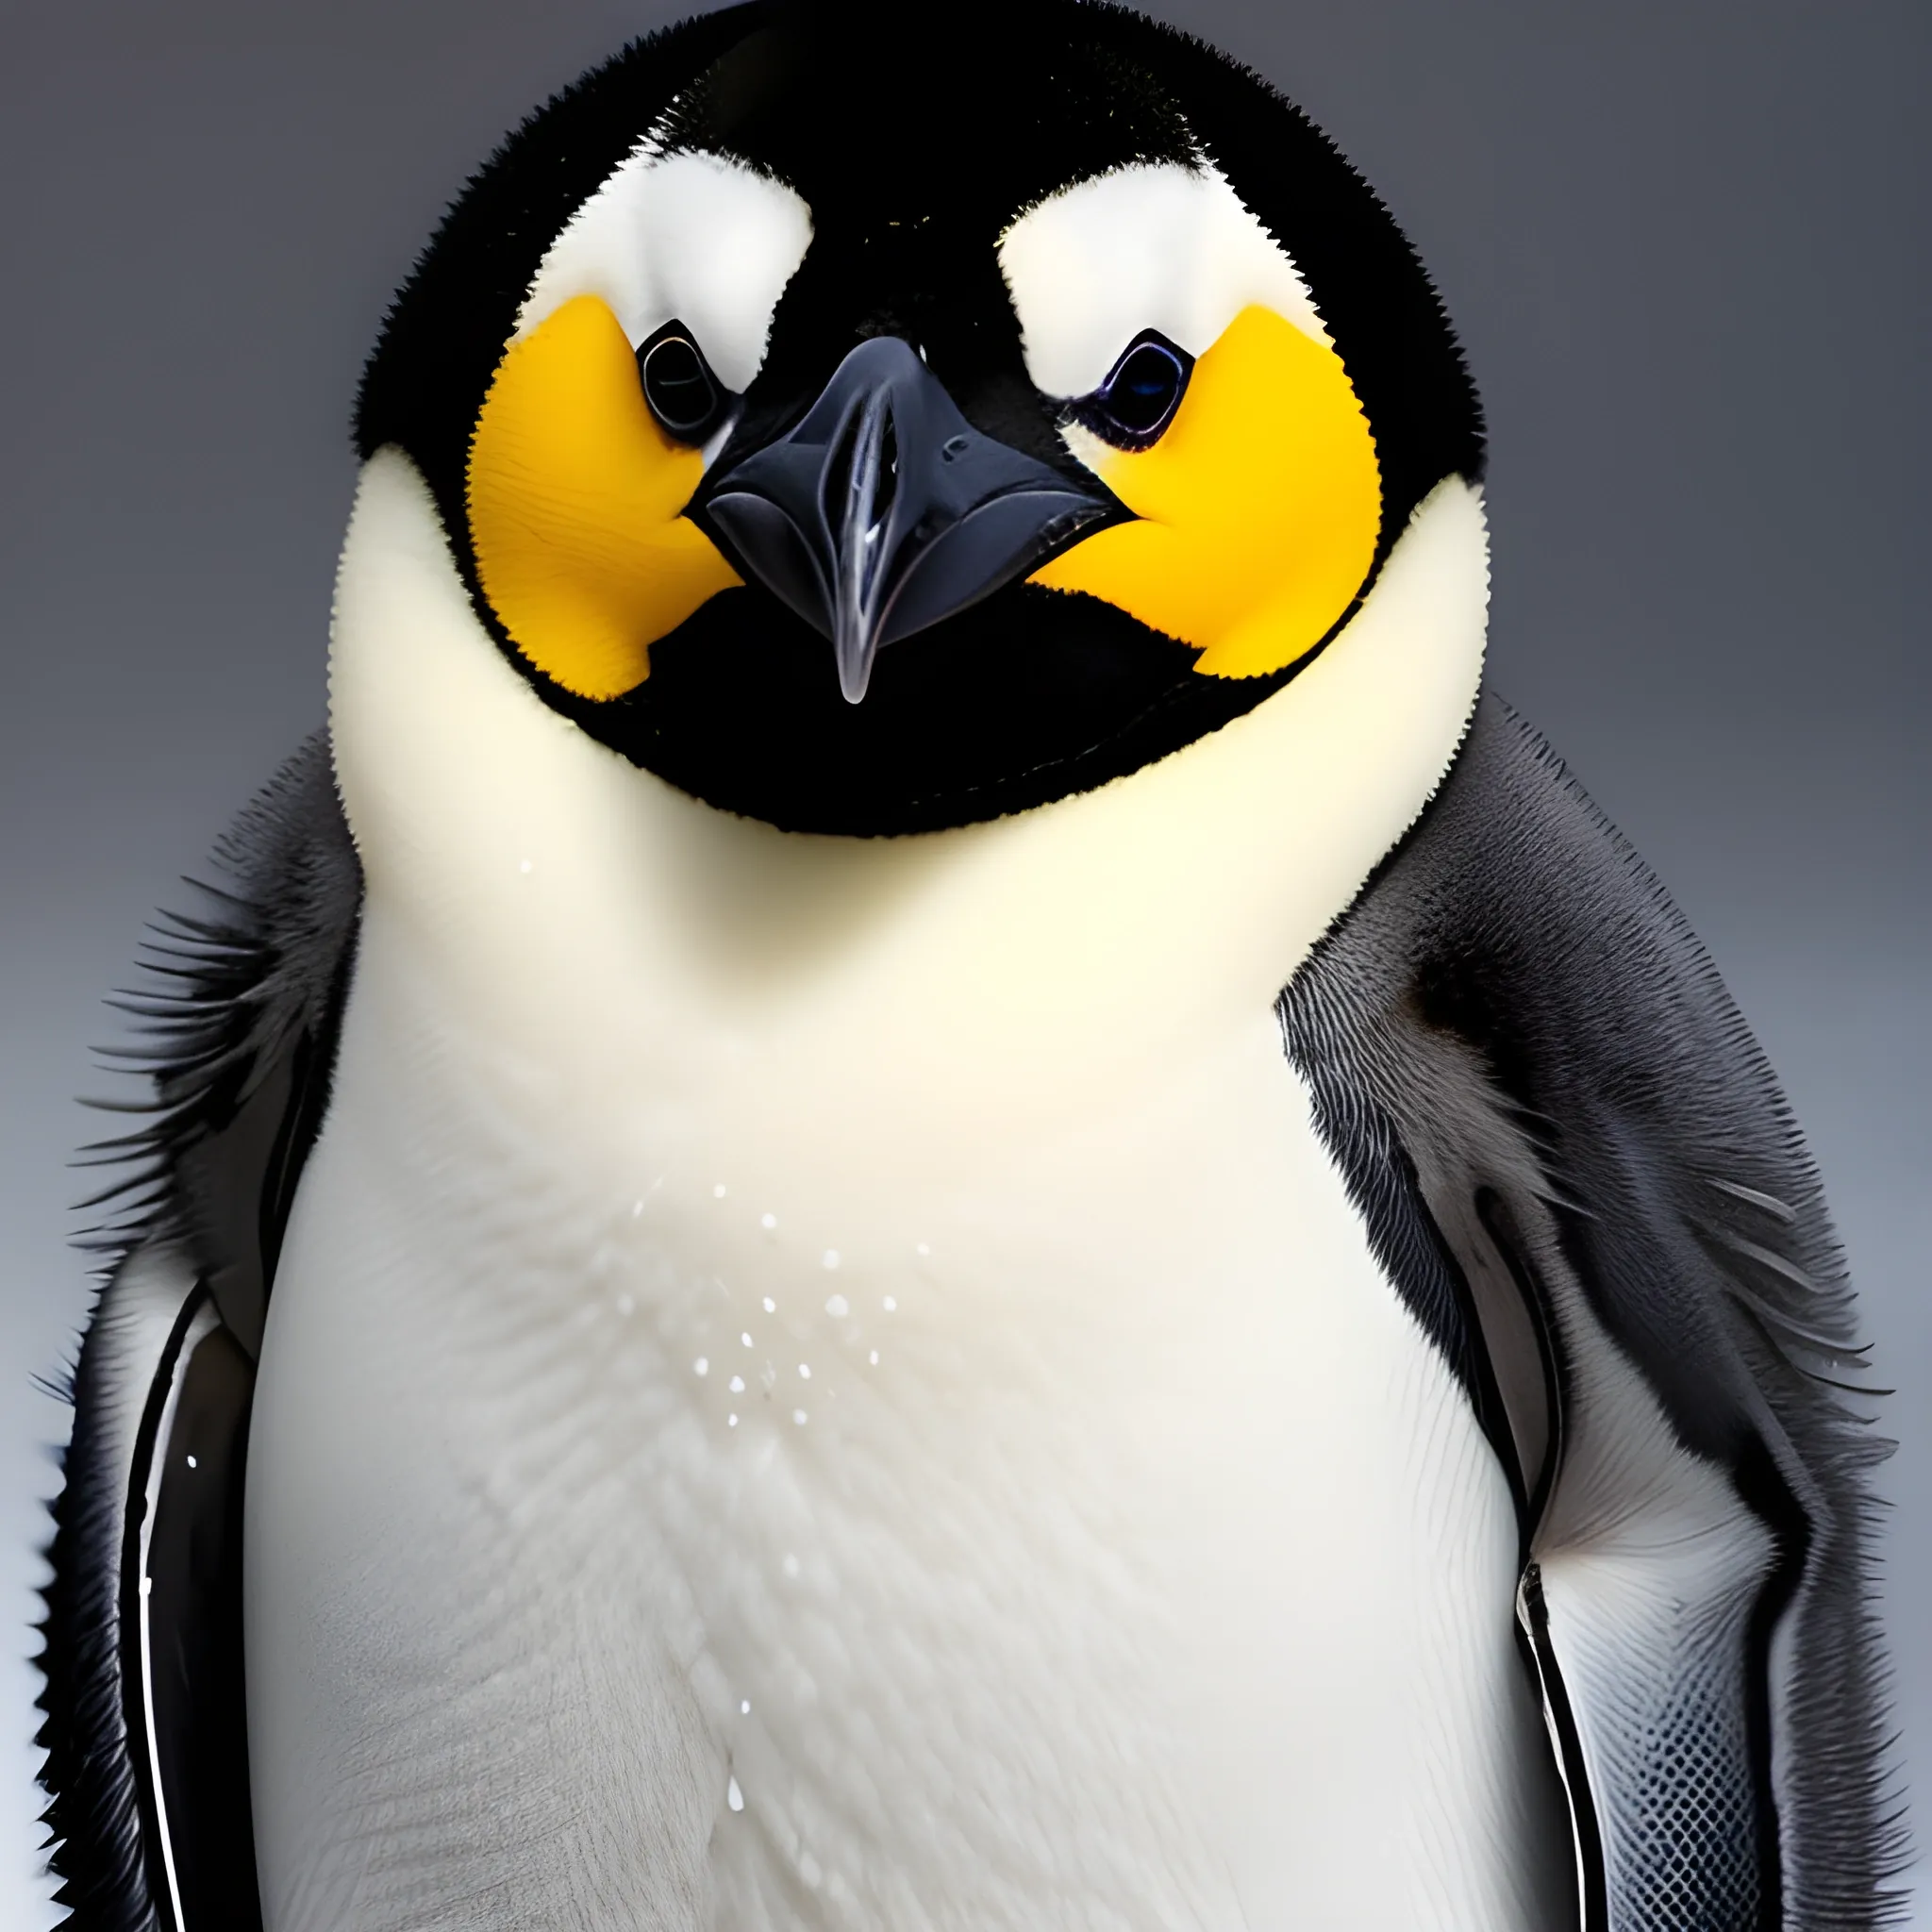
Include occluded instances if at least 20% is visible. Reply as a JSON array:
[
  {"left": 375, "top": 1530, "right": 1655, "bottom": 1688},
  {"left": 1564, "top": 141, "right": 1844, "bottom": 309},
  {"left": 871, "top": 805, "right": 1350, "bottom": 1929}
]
[{"left": 4, "top": 0, "right": 1925, "bottom": 1920}]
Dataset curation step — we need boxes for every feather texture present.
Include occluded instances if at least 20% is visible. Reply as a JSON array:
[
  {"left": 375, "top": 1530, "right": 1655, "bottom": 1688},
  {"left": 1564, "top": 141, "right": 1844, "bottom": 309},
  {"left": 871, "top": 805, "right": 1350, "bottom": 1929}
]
[
  {"left": 37, "top": 737, "right": 360, "bottom": 1929},
  {"left": 1279, "top": 692, "right": 1907, "bottom": 1929}
]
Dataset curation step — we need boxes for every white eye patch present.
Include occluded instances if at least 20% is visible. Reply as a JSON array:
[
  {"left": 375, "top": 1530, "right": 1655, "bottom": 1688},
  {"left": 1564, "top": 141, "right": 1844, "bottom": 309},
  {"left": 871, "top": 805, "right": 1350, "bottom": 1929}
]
[
  {"left": 998, "top": 160, "right": 1327, "bottom": 399},
  {"left": 514, "top": 145, "right": 812, "bottom": 393}
]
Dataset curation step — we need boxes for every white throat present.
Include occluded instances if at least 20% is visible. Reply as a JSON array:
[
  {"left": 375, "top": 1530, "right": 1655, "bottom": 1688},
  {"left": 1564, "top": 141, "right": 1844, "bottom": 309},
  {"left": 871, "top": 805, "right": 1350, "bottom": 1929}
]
[{"left": 327, "top": 450, "right": 1488, "bottom": 1141}]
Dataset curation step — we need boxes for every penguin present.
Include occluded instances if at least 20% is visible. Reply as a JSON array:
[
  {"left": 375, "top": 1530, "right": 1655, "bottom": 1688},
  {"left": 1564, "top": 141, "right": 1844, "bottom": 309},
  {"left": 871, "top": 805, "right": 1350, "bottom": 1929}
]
[{"left": 35, "top": 4, "right": 1902, "bottom": 1927}]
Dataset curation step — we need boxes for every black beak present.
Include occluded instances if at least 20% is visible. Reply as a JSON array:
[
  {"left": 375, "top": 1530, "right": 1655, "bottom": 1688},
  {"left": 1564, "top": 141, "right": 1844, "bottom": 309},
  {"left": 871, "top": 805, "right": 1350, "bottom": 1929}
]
[{"left": 703, "top": 338, "right": 1119, "bottom": 703}]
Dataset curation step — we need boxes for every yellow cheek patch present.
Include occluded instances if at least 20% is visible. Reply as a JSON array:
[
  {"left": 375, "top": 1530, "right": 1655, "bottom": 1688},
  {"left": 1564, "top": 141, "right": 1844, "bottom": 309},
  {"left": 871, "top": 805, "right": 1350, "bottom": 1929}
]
[
  {"left": 1029, "top": 304, "right": 1381, "bottom": 679},
  {"left": 465, "top": 293, "right": 741, "bottom": 700}
]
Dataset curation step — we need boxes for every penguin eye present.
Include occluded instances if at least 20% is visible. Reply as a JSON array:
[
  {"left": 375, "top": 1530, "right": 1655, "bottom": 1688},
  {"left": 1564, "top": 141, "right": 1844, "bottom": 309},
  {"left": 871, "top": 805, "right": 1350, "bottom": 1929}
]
[
  {"left": 1074, "top": 331, "right": 1194, "bottom": 450},
  {"left": 637, "top": 320, "right": 730, "bottom": 442}
]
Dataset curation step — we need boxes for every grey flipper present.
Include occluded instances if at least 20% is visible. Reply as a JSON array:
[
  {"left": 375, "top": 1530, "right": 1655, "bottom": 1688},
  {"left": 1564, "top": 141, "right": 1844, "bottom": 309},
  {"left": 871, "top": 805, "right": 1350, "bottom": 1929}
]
[
  {"left": 37, "top": 737, "right": 361, "bottom": 1930},
  {"left": 1280, "top": 692, "right": 1905, "bottom": 1930}
]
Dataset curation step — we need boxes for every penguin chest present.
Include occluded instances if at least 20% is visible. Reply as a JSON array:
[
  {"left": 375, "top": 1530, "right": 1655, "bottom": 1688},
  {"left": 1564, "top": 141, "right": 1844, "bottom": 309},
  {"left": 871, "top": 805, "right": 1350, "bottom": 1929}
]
[{"left": 250, "top": 949, "right": 1555, "bottom": 1932}]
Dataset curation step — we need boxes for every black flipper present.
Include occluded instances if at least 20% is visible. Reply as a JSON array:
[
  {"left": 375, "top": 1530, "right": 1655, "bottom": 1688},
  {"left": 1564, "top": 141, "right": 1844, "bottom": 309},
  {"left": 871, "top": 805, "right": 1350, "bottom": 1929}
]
[
  {"left": 1279, "top": 692, "right": 1906, "bottom": 1930},
  {"left": 37, "top": 736, "right": 362, "bottom": 1930}
]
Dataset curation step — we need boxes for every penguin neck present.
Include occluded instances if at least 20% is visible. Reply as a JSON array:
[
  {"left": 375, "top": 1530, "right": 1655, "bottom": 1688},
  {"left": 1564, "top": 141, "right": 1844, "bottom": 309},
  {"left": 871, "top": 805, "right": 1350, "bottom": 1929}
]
[{"left": 327, "top": 452, "right": 1487, "bottom": 1139}]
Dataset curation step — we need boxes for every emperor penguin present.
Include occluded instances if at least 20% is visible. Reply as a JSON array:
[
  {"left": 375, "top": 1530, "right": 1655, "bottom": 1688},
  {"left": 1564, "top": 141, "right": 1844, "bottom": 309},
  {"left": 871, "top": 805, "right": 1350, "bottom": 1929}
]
[{"left": 36, "top": 4, "right": 1902, "bottom": 1928}]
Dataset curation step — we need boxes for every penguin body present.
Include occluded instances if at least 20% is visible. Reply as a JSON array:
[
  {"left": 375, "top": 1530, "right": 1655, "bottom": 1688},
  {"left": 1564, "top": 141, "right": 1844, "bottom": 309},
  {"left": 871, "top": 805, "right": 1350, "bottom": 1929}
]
[
  {"left": 37, "top": 6, "right": 1898, "bottom": 1929},
  {"left": 248, "top": 458, "right": 1551, "bottom": 1929}
]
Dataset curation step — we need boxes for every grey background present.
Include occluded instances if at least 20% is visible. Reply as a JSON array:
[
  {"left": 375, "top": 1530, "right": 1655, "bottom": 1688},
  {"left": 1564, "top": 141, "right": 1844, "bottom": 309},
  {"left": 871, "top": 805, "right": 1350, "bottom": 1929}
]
[{"left": 2, "top": 0, "right": 1924, "bottom": 1920}]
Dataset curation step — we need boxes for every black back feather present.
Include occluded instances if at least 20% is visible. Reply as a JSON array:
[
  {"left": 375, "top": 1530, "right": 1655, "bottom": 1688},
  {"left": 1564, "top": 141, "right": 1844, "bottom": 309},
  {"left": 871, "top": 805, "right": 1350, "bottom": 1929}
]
[
  {"left": 37, "top": 737, "right": 361, "bottom": 1928},
  {"left": 1280, "top": 693, "right": 1907, "bottom": 1928}
]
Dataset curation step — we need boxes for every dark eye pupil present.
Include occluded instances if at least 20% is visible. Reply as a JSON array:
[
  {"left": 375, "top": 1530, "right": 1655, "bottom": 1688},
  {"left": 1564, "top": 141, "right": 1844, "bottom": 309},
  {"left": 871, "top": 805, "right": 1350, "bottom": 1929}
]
[
  {"left": 641, "top": 334, "right": 720, "bottom": 437},
  {"left": 1086, "top": 335, "right": 1191, "bottom": 446}
]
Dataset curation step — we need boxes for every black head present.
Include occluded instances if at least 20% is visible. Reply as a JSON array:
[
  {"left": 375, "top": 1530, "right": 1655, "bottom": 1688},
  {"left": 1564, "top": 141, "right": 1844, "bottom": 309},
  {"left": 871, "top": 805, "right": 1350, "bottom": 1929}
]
[{"left": 356, "top": 0, "right": 1481, "bottom": 835}]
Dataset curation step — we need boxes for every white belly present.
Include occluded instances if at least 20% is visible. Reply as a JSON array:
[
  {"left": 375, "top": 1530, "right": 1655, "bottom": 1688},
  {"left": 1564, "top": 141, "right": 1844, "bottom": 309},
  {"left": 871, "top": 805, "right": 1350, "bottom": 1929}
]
[
  {"left": 253, "top": 457, "right": 1559, "bottom": 1924},
  {"left": 248, "top": 946, "right": 1560, "bottom": 1931}
]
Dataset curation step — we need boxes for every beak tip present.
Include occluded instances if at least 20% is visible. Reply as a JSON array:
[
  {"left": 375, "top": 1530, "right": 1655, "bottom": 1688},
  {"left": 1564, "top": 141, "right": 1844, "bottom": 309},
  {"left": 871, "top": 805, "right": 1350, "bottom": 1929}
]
[{"left": 836, "top": 635, "right": 878, "bottom": 705}]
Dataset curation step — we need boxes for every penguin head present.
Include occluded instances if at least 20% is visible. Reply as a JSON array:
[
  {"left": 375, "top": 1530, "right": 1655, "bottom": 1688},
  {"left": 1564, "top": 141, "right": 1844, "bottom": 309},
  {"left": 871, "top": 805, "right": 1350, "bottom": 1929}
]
[{"left": 356, "top": 0, "right": 1482, "bottom": 836}]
